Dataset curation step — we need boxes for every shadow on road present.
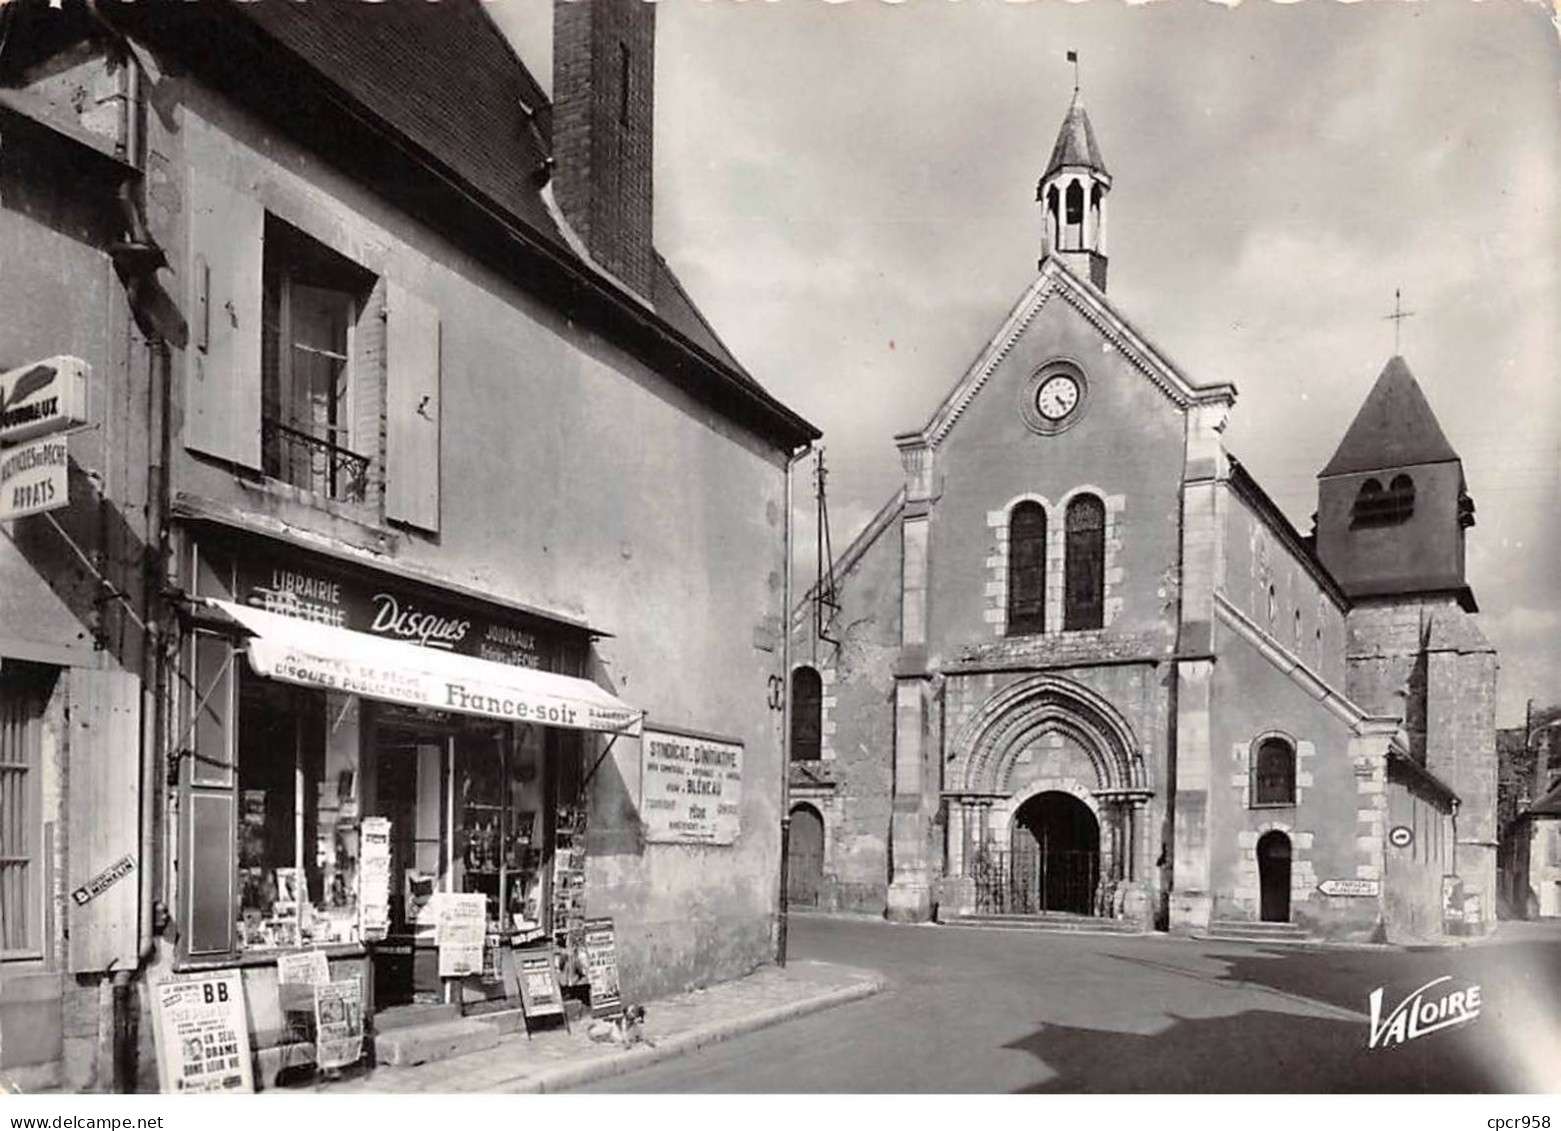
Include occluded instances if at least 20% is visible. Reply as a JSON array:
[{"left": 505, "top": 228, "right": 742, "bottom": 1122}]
[{"left": 1004, "top": 1006, "right": 1498, "bottom": 1092}]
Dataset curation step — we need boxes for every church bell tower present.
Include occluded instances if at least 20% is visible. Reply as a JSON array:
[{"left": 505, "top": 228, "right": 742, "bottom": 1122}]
[{"left": 1038, "top": 70, "right": 1112, "bottom": 291}]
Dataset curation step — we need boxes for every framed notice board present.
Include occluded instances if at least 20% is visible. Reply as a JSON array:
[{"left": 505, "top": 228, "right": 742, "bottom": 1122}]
[{"left": 582, "top": 917, "right": 622, "bottom": 1018}]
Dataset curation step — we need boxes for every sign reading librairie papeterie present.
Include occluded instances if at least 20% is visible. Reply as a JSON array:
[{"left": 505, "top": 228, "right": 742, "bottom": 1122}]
[
  {"left": 640, "top": 728, "right": 743, "bottom": 844},
  {"left": 0, "top": 356, "right": 88, "bottom": 445}
]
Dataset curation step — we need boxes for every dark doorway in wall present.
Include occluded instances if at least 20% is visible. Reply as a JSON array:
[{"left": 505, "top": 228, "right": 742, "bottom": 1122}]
[
  {"left": 1010, "top": 791, "right": 1100, "bottom": 915},
  {"left": 787, "top": 804, "right": 825, "bottom": 908},
  {"left": 1257, "top": 830, "right": 1293, "bottom": 922}
]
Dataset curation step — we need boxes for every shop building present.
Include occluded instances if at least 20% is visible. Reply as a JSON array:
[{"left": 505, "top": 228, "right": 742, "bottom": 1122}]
[
  {"left": 786, "top": 87, "right": 1496, "bottom": 944},
  {"left": 1, "top": 0, "right": 816, "bottom": 1091}
]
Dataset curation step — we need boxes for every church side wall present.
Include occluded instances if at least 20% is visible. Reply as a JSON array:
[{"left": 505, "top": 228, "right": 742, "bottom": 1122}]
[
  {"left": 790, "top": 503, "right": 904, "bottom": 914},
  {"left": 1207, "top": 625, "right": 1376, "bottom": 938},
  {"left": 1220, "top": 488, "right": 1348, "bottom": 691},
  {"left": 1382, "top": 772, "right": 1456, "bottom": 941}
]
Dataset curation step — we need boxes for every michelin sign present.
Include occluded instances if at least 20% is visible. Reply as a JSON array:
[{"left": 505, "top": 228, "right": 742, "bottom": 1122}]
[{"left": 0, "top": 356, "right": 88, "bottom": 521}]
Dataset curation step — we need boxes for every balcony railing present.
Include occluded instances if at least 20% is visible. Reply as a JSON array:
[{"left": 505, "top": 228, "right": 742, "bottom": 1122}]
[{"left": 262, "top": 417, "right": 371, "bottom": 504}]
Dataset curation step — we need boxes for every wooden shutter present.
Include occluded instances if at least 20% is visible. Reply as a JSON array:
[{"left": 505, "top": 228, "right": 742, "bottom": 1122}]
[
  {"left": 185, "top": 169, "right": 264, "bottom": 470},
  {"left": 385, "top": 281, "right": 441, "bottom": 531},
  {"left": 66, "top": 668, "right": 142, "bottom": 973},
  {"left": 185, "top": 633, "right": 237, "bottom": 956},
  {"left": 350, "top": 278, "right": 388, "bottom": 510}
]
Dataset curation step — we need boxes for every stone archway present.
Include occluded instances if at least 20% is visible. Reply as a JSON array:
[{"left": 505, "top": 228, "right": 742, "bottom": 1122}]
[{"left": 944, "top": 674, "right": 1150, "bottom": 917}]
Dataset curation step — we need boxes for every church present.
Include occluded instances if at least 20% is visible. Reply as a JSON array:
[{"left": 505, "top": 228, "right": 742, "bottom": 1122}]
[{"left": 785, "top": 86, "right": 1498, "bottom": 943}]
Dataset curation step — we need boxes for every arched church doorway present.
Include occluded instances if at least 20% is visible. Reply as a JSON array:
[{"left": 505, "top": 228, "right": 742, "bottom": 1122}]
[
  {"left": 1009, "top": 791, "right": 1100, "bottom": 915},
  {"left": 1257, "top": 830, "right": 1292, "bottom": 923},
  {"left": 786, "top": 804, "right": 825, "bottom": 908}
]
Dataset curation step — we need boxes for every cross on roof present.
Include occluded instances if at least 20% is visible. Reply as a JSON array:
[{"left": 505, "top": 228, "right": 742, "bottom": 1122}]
[
  {"left": 1384, "top": 288, "right": 1416, "bottom": 355},
  {"left": 1067, "top": 50, "right": 1079, "bottom": 94}
]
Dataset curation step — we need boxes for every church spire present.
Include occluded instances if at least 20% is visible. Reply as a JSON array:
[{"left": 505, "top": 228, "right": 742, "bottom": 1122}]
[{"left": 1038, "top": 59, "right": 1112, "bottom": 289}]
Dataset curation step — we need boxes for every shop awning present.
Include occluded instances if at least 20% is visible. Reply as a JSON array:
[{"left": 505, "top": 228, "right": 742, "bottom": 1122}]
[{"left": 208, "top": 598, "right": 642, "bottom": 736}]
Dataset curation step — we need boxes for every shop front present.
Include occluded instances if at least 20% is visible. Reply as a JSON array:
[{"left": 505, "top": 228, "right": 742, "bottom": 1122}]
[{"left": 175, "top": 532, "right": 638, "bottom": 1054}]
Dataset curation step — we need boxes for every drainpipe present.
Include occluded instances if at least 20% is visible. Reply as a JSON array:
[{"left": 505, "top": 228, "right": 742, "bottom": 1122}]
[{"left": 778, "top": 442, "right": 812, "bottom": 966}]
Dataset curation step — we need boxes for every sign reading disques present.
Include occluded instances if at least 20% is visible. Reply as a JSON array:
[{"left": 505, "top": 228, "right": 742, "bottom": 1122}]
[{"left": 640, "top": 728, "right": 743, "bottom": 845}]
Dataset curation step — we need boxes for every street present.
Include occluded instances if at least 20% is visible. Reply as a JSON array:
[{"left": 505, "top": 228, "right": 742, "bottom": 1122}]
[{"left": 577, "top": 916, "right": 1561, "bottom": 1093}]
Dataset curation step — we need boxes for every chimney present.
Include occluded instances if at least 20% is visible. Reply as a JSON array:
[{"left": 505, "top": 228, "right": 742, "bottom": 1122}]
[{"left": 552, "top": 0, "right": 656, "bottom": 300}]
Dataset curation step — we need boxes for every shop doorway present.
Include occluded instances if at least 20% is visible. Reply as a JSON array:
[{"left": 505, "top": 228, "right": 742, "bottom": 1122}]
[
  {"left": 787, "top": 805, "right": 825, "bottom": 907},
  {"left": 1257, "top": 830, "right": 1292, "bottom": 923},
  {"left": 363, "top": 709, "right": 552, "bottom": 1012},
  {"left": 1008, "top": 791, "right": 1100, "bottom": 915}
]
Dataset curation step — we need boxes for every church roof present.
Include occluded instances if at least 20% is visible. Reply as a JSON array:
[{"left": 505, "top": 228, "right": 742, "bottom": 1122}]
[
  {"left": 1044, "top": 90, "right": 1109, "bottom": 178},
  {"left": 1528, "top": 778, "right": 1561, "bottom": 819},
  {"left": 1319, "top": 356, "right": 1460, "bottom": 477}
]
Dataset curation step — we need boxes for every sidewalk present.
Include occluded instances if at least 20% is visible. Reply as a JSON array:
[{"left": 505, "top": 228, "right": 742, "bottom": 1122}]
[{"left": 308, "top": 959, "right": 884, "bottom": 1094}]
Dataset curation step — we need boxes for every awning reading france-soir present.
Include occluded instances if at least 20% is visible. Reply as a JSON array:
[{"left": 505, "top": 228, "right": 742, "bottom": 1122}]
[{"left": 209, "top": 598, "right": 643, "bottom": 736}]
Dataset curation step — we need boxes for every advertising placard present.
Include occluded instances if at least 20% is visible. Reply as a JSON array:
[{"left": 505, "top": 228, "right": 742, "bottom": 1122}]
[
  {"left": 313, "top": 978, "right": 365, "bottom": 1070},
  {"left": 640, "top": 728, "right": 743, "bottom": 845},
  {"left": 435, "top": 892, "right": 487, "bottom": 977},
  {"left": 359, "top": 817, "right": 391, "bottom": 941},
  {"left": 0, "top": 436, "right": 68, "bottom": 521},
  {"left": 581, "top": 917, "right": 623, "bottom": 1018},
  {"left": 151, "top": 971, "right": 254, "bottom": 1093},
  {"left": 516, "top": 946, "right": 564, "bottom": 1020},
  {"left": 276, "top": 949, "right": 330, "bottom": 1013}
]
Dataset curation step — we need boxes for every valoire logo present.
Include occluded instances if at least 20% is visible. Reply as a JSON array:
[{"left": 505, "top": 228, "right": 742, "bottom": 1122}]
[{"left": 1367, "top": 975, "right": 1481, "bottom": 1049}]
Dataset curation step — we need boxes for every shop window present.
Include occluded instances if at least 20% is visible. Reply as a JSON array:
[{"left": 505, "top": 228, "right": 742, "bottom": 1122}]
[
  {"left": 235, "top": 673, "right": 362, "bottom": 950},
  {"left": 1352, "top": 474, "right": 1415, "bottom": 528},
  {"left": 1252, "top": 735, "right": 1297, "bottom": 807},
  {"left": 1, "top": 663, "right": 54, "bottom": 957},
  {"left": 261, "top": 216, "right": 378, "bottom": 505},
  {"left": 1007, "top": 502, "right": 1047, "bottom": 636},
  {"left": 1063, "top": 494, "right": 1105, "bottom": 631},
  {"left": 791, "top": 667, "right": 823, "bottom": 762}
]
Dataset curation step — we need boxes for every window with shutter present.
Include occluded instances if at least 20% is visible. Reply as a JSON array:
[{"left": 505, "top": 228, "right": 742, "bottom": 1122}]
[
  {"left": 1063, "top": 494, "right": 1105, "bottom": 631},
  {"left": 260, "top": 217, "right": 378, "bottom": 505},
  {"left": 1, "top": 663, "right": 54, "bottom": 958},
  {"left": 1006, "top": 502, "right": 1047, "bottom": 636}
]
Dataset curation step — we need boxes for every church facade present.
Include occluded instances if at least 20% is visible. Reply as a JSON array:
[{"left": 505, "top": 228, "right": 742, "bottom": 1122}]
[{"left": 786, "top": 91, "right": 1497, "bottom": 943}]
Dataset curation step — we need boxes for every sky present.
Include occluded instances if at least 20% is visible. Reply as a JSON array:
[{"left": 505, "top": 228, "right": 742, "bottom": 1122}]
[{"left": 492, "top": 0, "right": 1560, "bottom": 727}]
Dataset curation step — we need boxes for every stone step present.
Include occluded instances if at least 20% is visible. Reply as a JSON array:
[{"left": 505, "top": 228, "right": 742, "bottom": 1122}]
[
  {"left": 940, "top": 912, "right": 1141, "bottom": 934},
  {"left": 371, "top": 1017, "right": 502, "bottom": 1067},
  {"left": 1203, "top": 920, "right": 1315, "bottom": 943}
]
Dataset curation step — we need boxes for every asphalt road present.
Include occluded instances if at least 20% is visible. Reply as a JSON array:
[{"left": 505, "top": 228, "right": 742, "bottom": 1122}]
[{"left": 577, "top": 916, "right": 1561, "bottom": 1093}]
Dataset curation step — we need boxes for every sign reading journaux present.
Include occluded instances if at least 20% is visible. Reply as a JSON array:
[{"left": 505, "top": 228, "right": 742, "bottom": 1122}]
[
  {"left": 0, "top": 356, "right": 89, "bottom": 445},
  {"left": 640, "top": 728, "right": 743, "bottom": 844}
]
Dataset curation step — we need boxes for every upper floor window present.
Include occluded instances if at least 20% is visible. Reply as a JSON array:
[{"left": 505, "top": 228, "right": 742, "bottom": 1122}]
[
  {"left": 1352, "top": 474, "right": 1415, "bottom": 528},
  {"left": 1063, "top": 494, "right": 1105, "bottom": 631},
  {"left": 1253, "top": 735, "right": 1296, "bottom": 806},
  {"left": 262, "top": 217, "right": 377, "bottom": 505},
  {"left": 790, "top": 666, "right": 823, "bottom": 762},
  {"left": 1007, "top": 502, "right": 1047, "bottom": 636}
]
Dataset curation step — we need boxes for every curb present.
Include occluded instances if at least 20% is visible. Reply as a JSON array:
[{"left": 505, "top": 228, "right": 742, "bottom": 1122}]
[{"left": 512, "top": 974, "right": 886, "bottom": 1093}]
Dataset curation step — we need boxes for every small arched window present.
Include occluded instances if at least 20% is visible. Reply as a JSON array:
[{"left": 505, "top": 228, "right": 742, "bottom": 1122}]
[
  {"left": 790, "top": 666, "right": 822, "bottom": 762},
  {"left": 1007, "top": 502, "right": 1047, "bottom": 636},
  {"left": 1352, "top": 474, "right": 1415, "bottom": 528},
  {"left": 1253, "top": 735, "right": 1296, "bottom": 806},
  {"left": 1063, "top": 494, "right": 1106, "bottom": 631}
]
